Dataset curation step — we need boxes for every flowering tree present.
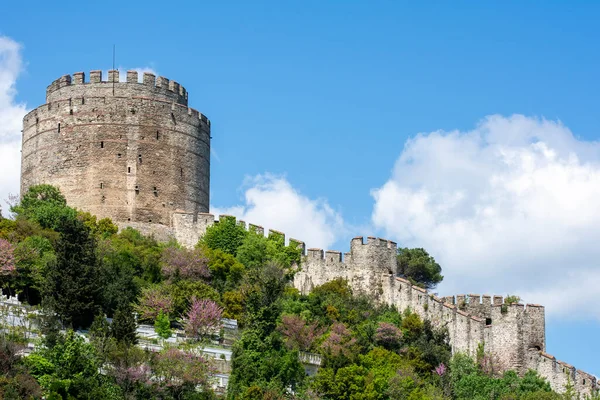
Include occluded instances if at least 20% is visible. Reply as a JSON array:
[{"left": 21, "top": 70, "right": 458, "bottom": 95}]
[
  {"left": 161, "top": 246, "right": 210, "bottom": 281},
  {"left": 135, "top": 286, "right": 173, "bottom": 322},
  {"left": 184, "top": 297, "right": 223, "bottom": 341},
  {"left": 320, "top": 322, "right": 358, "bottom": 368},
  {"left": 0, "top": 239, "right": 16, "bottom": 277},
  {"left": 278, "top": 314, "right": 324, "bottom": 352},
  {"left": 374, "top": 322, "right": 403, "bottom": 350},
  {"left": 152, "top": 347, "right": 213, "bottom": 397}
]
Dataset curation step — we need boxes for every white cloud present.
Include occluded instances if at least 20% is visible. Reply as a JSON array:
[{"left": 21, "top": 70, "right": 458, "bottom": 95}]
[
  {"left": 0, "top": 36, "right": 27, "bottom": 214},
  {"left": 371, "top": 115, "right": 600, "bottom": 320},
  {"left": 212, "top": 174, "right": 345, "bottom": 250}
]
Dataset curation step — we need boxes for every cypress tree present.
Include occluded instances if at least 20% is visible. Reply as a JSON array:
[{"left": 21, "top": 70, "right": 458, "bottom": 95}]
[
  {"left": 111, "top": 303, "right": 138, "bottom": 346},
  {"left": 44, "top": 215, "right": 102, "bottom": 329}
]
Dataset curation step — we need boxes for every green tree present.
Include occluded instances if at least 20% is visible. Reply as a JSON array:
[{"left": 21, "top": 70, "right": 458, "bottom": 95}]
[
  {"left": 110, "top": 303, "right": 138, "bottom": 346},
  {"left": 397, "top": 247, "right": 443, "bottom": 289},
  {"left": 43, "top": 215, "right": 103, "bottom": 329},
  {"left": 25, "top": 330, "right": 119, "bottom": 399},
  {"left": 199, "top": 216, "right": 247, "bottom": 256},
  {"left": 12, "top": 235, "right": 55, "bottom": 305},
  {"left": 237, "top": 231, "right": 302, "bottom": 270},
  {"left": 11, "top": 184, "right": 77, "bottom": 231},
  {"left": 154, "top": 311, "right": 172, "bottom": 340},
  {"left": 206, "top": 247, "right": 245, "bottom": 293}
]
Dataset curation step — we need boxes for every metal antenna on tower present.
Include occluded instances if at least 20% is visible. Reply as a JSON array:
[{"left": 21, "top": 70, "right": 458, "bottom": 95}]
[{"left": 112, "top": 44, "right": 116, "bottom": 95}]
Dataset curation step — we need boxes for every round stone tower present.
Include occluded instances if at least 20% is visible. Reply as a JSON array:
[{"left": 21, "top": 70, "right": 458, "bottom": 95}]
[{"left": 21, "top": 70, "right": 210, "bottom": 233}]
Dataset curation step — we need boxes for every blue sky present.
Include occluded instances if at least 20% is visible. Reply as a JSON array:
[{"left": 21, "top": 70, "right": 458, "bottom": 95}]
[{"left": 1, "top": 1, "right": 599, "bottom": 376}]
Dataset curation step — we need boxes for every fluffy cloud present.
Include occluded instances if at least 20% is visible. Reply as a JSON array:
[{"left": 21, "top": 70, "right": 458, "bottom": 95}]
[
  {"left": 212, "top": 175, "right": 345, "bottom": 250},
  {"left": 0, "top": 36, "right": 27, "bottom": 214},
  {"left": 371, "top": 115, "right": 600, "bottom": 320}
]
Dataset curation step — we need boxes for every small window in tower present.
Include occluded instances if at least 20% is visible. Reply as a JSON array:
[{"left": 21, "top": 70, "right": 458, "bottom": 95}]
[
  {"left": 153, "top": 187, "right": 158, "bottom": 197},
  {"left": 117, "top": 153, "right": 121, "bottom": 158},
  {"left": 70, "top": 109, "right": 73, "bottom": 115},
  {"left": 171, "top": 112, "right": 176, "bottom": 123},
  {"left": 100, "top": 182, "right": 104, "bottom": 189},
  {"left": 100, "top": 141, "right": 104, "bottom": 148},
  {"left": 180, "top": 168, "right": 183, "bottom": 177},
  {"left": 135, "top": 185, "right": 139, "bottom": 195},
  {"left": 57, "top": 123, "right": 61, "bottom": 133},
  {"left": 35, "top": 118, "right": 39, "bottom": 124},
  {"left": 156, "top": 131, "right": 160, "bottom": 140},
  {"left": 81, "top": 97, "right": 85, "bottom": 105},
  {"left": 138, "top": 154, "right": 142, "bottom": 163},
  {"left": 485, "top": 318, "right": 492, "bottom": 326},
  {"left": 128, "top": 167, "right": 131, "bottom": 173},
  {"left": 130, "top": 108, "right": 136, "bottom": 114},
  {"left": 148, "top": 219, "right": 152, "bottom": 223},
  {"left": 127, "top": 218, "right": 131, "bottom": 221}
]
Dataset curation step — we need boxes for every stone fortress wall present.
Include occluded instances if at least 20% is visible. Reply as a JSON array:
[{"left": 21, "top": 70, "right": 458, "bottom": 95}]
[
  {"left": 173, "top": 213, "right": 598, "bottom": 396},
  {"left": 21, "top": 71, "right": 598, "bottom": 396},
  {"left": 21, "top": 70, "right": 211, "bottom": 229}
]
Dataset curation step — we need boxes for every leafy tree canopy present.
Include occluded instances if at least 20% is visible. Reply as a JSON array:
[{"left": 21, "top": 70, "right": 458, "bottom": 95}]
[{"left": 397, "top": 247, "right": 444, "bottom": 289}]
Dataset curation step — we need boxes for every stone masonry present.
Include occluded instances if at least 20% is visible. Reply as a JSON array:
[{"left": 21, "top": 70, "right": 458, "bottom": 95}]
[
  {"left": 21, "top": 70, "right": 211, "bottom": 232},
  {"left": 21, "top": 72, "right": 598, "bottom": 396}
]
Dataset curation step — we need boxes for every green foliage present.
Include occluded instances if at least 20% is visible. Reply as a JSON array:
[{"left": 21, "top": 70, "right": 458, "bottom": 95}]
[
  {"left": 450, "top": 353, "right": 556, "bottom": 400},
  {"left": 200, "top": 215, "right": 248, "bottom": 256},
  {"left": 12, "top": 235, "right": 55, "bottom": 305},
  {"left": 236, "top": 231, "right": 302, "bottom": 270},
  {"left": 154, "top": 311, "right": 172, "bottom": 340},
  {"left": 12, "top": 184, "right": 78, "bottom": 231},
  {"left": 78, "top": 211, "right": 119, "bottom": 239},
  {"left": 43, "top": 215, "right": 103, "bottom": 329},
  {"left": 110, "top": 303, "right": 138, "bottom": 346},
  {"left": 166, "top": 279, "right": 221, "bottom": 317},
  {"left": 397, "top": 247, "right": 443, "bottom": 289},
  {"left": 205, "top": 247, "right": 245, "bottom": 293},
  {"left": 504, "top": 295, "right": 521, "bottom": 305},
  {"left": 25, "top": 330, "right": 118, "bottom": 399},
  {"left": 227, "top": 329, "right": 305, "bottom": 399}
]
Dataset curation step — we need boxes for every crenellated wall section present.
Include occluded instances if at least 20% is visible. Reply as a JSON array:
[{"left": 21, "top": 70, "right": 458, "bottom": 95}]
[{"left": 161, "top": 212, "right": 598, "bottom": 396}]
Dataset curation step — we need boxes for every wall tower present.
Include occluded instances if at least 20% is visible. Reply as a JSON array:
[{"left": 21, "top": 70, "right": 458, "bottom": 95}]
[{"left": 21, "top": 70, "right": 210, "bottom": 233}]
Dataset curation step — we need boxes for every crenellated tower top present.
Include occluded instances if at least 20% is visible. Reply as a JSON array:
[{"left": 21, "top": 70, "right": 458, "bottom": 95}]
[{"left": 45, "top": 70, "right": 189, "bottom": 106}]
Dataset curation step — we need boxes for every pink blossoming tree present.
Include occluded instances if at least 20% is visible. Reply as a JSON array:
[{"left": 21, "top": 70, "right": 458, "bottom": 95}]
[
  {"left": 161, "top": 246, "right": 210, "bottom": 281},
  {"left": 184, "top": 297, "right": 223, "bottom": 341}
]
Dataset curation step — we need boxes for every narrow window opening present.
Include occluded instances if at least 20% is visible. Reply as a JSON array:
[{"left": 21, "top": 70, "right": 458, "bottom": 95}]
[
  {"left": 583, "top": 379, "right": 586, "bottom": 385},
  {"left": 100, "top": 141, "right": 104, "bottom": 148},
  {"left": 127, "top": 218, "right": 131, "bottom": 221},
  {"left": 35, "top": 118, "right": 39, "bottom": 124},
  {"left": 117, "top": 153, "right": 122, "bottom": 158},
  {"left": 171, "top": 112, "right": 176, "bottom": 123},
  {"left": 69, "top": 109, "right": 73, "bottom": 115},
  {"left": 130, "top": 108, "right": 136, "bottom": 114},
  {"left": 128, "top": 167, "right": 131, "bottom": 173},
  {"left": 148, "top": 219, "right": 152, "bottom": 223},
  {"left": 180, "top": 168, "right": 183, "bottom": 177},
  {"left": 153, "top": 187, "right": 158, "bottom": 197},
  {"left": 57, "top": 123, "right": 61, "bottom": 133},
  {"left": 156, "top": 131, "right": 160, "bottom": 140},
  {"left": 135, "top": 185, "right": 139, "bottom": 195},
  {"left": 138, "top": 154, "right": 142, "bottom": 163},
  {"left": 101, "top": 195, "right": 106, "bottom": 203},
  {"left": 485, "top": 318, "right": 492, "bottom": 326},
  {"left": 100, "top": 183, "right": 104, "bottom": 189},
  {"left": 81, "top": 97, "right": 85, "bottom": 105}
]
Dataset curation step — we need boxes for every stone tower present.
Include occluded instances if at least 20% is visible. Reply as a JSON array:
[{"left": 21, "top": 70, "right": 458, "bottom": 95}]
[{"left": 21, "top": 70, "right": 210, "bottom": 234}]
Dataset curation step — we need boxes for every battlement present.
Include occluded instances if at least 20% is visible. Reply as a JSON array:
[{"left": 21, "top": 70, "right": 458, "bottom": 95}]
[{"left": 45, "top": 70, "right": 190, "bottom": 106}]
